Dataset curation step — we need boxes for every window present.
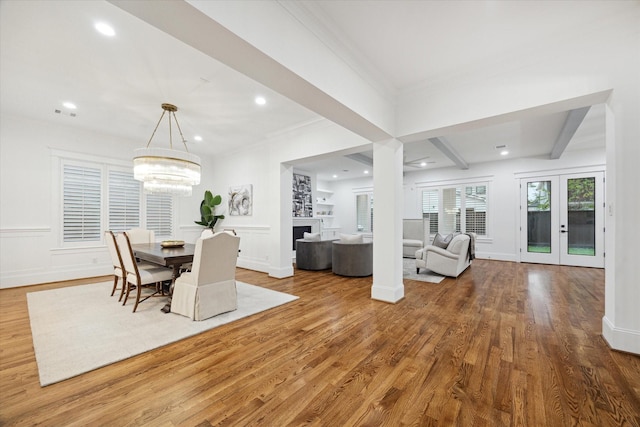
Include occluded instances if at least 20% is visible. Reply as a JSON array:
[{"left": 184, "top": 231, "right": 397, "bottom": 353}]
[
  {"left": 60, "top": 155, "right": 173, "bottom": 245},
  {"left": 63, "top": 164, "right": 102, "bottom": 243},
  {"left": 146, "top": 193, "right": 173, "bottom": 239},
  {"left": 421, "top": 182, "right": 488, "bottom": 237},
  {"left": 108, "top": 169, "right": 140, "bottom": 232},
  {"left": 356, "top": 192, "right": 373, "bottom": 232},
  {"left": 422, "top": 189, "right": 439, "bottom": 235}
]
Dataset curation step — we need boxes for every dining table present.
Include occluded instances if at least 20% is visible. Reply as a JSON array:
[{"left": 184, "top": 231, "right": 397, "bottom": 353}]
[{"left": 131, "top": 242, "right": 196, "bottom": 313}]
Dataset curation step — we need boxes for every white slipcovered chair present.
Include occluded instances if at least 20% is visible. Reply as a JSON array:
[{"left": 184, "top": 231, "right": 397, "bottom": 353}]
[
  {"left": 415, "top": 233, "right": 473, "bottom": 278},
  {"left": 171, "top": 232, "right": 241, "bottom": 320},
  {"left": 117, "top": 232, "right": 174, "bottom": 312},
  {"left": 125, "top": 228, "right": 155, "bottom": 244}
]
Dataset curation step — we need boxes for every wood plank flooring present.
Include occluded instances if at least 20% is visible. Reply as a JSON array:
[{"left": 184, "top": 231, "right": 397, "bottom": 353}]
[{"left": 1, "top": 260, "right": 638, "bottom": 426}]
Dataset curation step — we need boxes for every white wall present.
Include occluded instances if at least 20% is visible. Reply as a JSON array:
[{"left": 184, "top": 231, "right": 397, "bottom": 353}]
[{"left": 0, "top": 114, "right": 207, "bottom": 288}]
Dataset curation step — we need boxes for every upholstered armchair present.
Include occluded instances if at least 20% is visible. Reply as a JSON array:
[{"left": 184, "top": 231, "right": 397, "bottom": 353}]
[
  {"left": 332, "top": 235, "right": 373, "bottom": 277},
  {"left": 296, "top": 238, "right": 336, "bottom": 270},
  {"left": 403, "top": 219, "right": 428, "bottom": 258},
  {"left": 415, "top": 233, "right": 473, "bottom": 278},
  {"left": 171, "top": 232, "right": 241, "bottom": 320}
]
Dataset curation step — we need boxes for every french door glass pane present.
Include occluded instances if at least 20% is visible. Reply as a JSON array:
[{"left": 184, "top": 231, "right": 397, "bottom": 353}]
[
  {"left": 527, "top": 181, "right": 552, "bottom": 253},
  {"left": 567, "top": 177, "right": 596, "bottom": 256}
]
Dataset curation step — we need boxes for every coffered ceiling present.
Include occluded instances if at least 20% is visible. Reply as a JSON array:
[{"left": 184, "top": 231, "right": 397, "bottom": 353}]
[{"left": 1, "top": 1, "right": 619, "bottom": 181}]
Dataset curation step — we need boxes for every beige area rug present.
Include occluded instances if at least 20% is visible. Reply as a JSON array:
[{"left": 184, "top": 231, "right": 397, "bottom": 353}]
[
  {"left": 27, "top": 281, "right": 298, "bottom": 386},
  {"left": 403, "top": 258, "right": 445, "bottom": 283}
]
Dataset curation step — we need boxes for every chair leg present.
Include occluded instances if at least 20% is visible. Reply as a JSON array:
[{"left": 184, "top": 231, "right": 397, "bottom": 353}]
[
  {"left": 132, "top": 282, "right": 143, "bottom": 312},
  {"left": 110, "top": 275, "right": 118, "bottom": 297},
  {"left": 122, "top": 281, "right": 132, "bottom": 306},
  {"left": 416, "top": 268, "right": 420, "bottom": 274}
]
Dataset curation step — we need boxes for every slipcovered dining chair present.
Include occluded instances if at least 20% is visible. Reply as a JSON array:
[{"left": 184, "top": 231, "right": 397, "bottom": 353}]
[
  {"left": 117, "top": 232, "right": 174, "bottom": 312},
  {"left": 171, "top": 232, "right": 241, "bottom": 320},
  {"left": 125, "top": 227, "right": 155, "bottom": 244}
]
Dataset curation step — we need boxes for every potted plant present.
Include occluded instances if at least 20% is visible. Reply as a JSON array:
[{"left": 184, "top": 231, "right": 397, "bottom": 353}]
[{"left": 194, "top": 190, "right": 225, "bottom": 231}]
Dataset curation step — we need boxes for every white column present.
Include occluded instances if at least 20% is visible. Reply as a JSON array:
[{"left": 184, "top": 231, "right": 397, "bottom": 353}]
[
  {"left": 371, "top": 138, "right": 404, "bottom": 303},
  {"left": 269, "top": 162, "right": 294, "bottom": 278}
]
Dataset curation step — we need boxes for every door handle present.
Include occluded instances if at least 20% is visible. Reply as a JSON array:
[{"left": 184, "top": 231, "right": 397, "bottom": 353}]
[{"left": 560, "top": 230, "right": 568, "bottom": 233}]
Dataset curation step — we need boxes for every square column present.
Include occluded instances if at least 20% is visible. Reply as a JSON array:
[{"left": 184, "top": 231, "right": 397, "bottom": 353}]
[{"left": 371, "top": 138, "right": 405, "bottom": 303}]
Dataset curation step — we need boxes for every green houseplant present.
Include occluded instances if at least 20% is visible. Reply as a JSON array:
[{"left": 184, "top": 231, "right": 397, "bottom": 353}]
[{"left": 194, "top": 190, "right": 225, "bottom": 230}]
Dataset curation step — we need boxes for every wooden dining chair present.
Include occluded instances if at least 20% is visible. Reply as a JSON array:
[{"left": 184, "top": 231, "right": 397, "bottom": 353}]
[
  {"left": 117, "top": 232, "right": 174, "bottom": 312},
  {"left": 105, "top": 231, "right": 126, "bottom": 300}
]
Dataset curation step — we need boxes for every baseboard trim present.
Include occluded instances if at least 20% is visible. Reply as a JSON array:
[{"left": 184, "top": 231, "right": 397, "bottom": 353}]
[{"left": 602, "top": 316, "right": 640, "bottom": 355}]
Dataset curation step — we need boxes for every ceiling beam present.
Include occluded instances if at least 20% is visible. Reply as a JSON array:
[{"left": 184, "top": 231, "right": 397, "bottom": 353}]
[
  {"left": 345, "top": 153, "right": 373, "bottom": 167},
  {"left": 550, "top": 106, "right": 591, "bottom": 159},
  {"left": 428, "top": 137, "right": 469, "bottom": 170}
]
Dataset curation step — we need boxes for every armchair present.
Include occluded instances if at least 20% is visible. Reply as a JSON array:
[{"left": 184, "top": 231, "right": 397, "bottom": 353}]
[
  {"left": 171, "top": 232, "right": 241, "bottom": 320},
  {"left": 332, "top": 239, "right": 373, "bottom": 277},
  {"left": 415, "top": 233, "right": 473, "bottom": 278}
]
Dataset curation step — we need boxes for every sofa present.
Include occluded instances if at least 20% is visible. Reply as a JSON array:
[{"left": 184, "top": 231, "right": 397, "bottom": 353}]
[
  {"left": 403, "top": 219, "right": 428, "bottom": 258},
  {"left": 415, "top": 233, "right": 474, "bottom": 278}
]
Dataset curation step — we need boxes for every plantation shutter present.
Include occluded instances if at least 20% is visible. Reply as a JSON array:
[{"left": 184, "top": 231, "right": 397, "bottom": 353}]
[
  {"left": 146, "top": 193, "right": 173, "bottom": 239},
  {"left": 108, "top": 169, "right": 140, "bottom": 232},
  {"left": 421, "top": 190, "right": 439, "bottom": 235},
  {"left": 63, "top": 164, "right": 102, "bottom": 242},
  {"left": 464, "top": 185, "right": 487, "bottom": 236},
  {"left": 441, "top": 187, "right": 461, "bottom": 234}
]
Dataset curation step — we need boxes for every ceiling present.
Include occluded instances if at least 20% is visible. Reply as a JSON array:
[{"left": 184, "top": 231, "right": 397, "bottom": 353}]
[{"left": 1, "top": 1, "right": 616, "bottom": 182}]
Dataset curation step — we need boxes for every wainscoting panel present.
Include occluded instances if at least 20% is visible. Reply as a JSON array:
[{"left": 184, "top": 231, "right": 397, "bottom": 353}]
[{"left": 232, "top": 225, "right": 271, "bottom": 273}]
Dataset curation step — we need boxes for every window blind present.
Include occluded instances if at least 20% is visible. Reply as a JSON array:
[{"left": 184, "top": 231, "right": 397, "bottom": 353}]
[
  {"left": 146, "top": 193, "right": 173, "bottom": 239},
  {"left": 108, "top": 169, "right": 140, "bottom": 232},
  {"left": 63, "top": 164, "right": 102, "bottom": 242},
  {"left": 421, "top": 189, "right": 439, "bottom": 234},
  {"left": 464, "top": 185, "right": 487, "bottom": 235}
]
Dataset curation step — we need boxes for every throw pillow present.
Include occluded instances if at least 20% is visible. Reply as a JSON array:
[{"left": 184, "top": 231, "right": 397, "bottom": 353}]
[
  {"left": 303, "top": 232, "right": 321, "bottom": 241},
  {"left": 432, "top": 233, "right": 453, "bottom": 249},
  {"left": 339, "top": 233, "right": 363, "bottom": 243}
]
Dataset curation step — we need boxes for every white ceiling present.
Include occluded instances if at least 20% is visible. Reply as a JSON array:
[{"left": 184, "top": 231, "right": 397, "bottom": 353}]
[{"left": 1, "top": 0, "right": 614, "bottom": 182}]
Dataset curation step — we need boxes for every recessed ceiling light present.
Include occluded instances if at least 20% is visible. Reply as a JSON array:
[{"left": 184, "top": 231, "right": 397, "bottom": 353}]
[
  {"left": 194, "top": 135, "right": 203, "bottom": 142},
  {"left": 500, "top": 150, "right": 509, "bottom": 156},
  {"left": 95, "top": 22, "right": 115, "bottom": 37},
  {"left": 420, "top": 162, "right": 427, "bottom": 167},
  {"left": 364, "top": 170, "right": 369, "bottom": 174},
  {"left": 255, "top": 96, "right": 266, "bottom": 105},
  {"left": 332, "top": 174, "right": 338, "bottom": 179},
  {"left": 63, "top": 102, "right": 77, "bottom": 109}
]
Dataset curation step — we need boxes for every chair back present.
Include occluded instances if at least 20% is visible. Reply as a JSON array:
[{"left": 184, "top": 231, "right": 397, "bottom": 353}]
[
  {"left": 117, "top": 232, "right": 140, "bottom": 282},
  {"left": 190, "top": 232, "right": 240, "bottom": 286},
  {"left": 105, "top": 230, "right": 123, "bottom": 271},
  {"left": 446, "top": 234, "right": 470, "bottom": 255},
  {"left": 126, "top": 228, "right": 155, "bottom": 244}
]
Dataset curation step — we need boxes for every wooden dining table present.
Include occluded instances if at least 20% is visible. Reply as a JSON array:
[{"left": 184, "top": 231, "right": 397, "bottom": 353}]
[
  {"left": 131, "top": 242, "right": 196, "bottom": 281},
  {"left": 131, "top": 243, "right": 196, "bottom": 313}
]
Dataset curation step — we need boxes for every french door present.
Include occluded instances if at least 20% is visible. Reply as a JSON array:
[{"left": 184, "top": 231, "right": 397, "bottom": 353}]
[{"left": 520, "top": 172, "right": 604, "bottom": 268}]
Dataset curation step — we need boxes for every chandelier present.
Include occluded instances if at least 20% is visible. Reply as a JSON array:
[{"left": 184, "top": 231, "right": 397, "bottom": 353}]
[{"left": 133, "top": 103, "right": 201, "bottom": 196}]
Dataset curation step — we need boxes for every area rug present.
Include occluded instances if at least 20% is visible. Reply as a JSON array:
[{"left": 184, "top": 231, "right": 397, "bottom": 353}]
[
  {"left": 27, "top": 281, "right": 298, "bottom": 386},
  {"left": 403, "top": 258, "right": 445, "bottom": 283}
]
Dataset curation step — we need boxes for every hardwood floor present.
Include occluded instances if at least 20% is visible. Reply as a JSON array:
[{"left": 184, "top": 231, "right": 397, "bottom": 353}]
[{"left": 1, "top": 260, "right": 638, "bottom": 426}]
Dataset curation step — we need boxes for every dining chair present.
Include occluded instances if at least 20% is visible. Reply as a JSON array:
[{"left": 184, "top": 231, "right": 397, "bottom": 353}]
[
  {"left": 117, "top": 232, "right": 174, "bottom": 312},
  {"left": 125, "top": 227, "right": 155, "bottom": 244},
  {"left": 105, "top": 230, "right": 126, "bottom": 300},
  {"left": 171, "top": 232, "right": 240, "bottom": 320}
]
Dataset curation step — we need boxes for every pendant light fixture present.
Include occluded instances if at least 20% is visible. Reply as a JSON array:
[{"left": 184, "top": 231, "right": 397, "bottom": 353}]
[{"left": 133, "top": 103, "right": 201, "bottom": 196}]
